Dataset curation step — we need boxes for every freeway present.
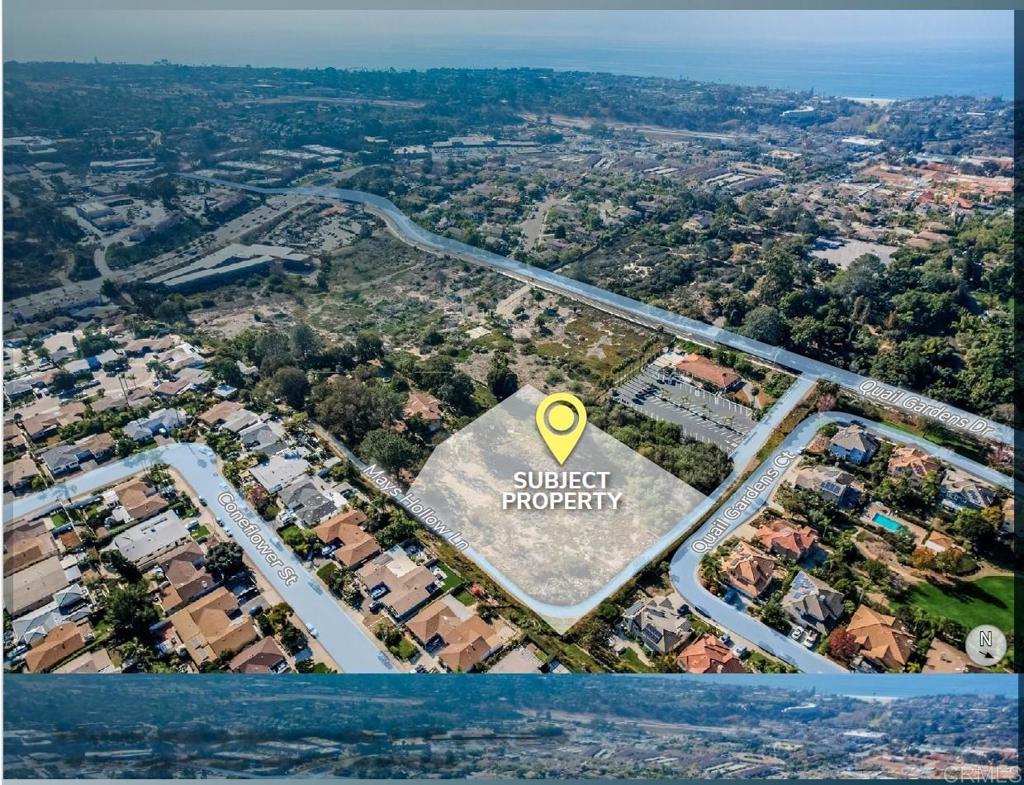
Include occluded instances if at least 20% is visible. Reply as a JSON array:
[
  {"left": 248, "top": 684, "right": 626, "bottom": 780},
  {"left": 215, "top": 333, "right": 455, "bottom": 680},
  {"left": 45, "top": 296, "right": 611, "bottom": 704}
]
[
  {"left": 669, "top": 412, "right": 1016, "bottom": 673},
  {"left": 180, "top": 174, "right": 1014, "bottom": 447},
  {"left": 3, "top": 443, "right": 394, "bottom": 674}
]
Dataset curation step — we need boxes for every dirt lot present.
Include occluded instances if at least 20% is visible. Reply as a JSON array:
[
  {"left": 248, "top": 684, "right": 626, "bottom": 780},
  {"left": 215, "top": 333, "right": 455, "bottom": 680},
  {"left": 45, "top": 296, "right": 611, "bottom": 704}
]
[{"left": 189, "top": 231, "right": 659, "bottom": 398}]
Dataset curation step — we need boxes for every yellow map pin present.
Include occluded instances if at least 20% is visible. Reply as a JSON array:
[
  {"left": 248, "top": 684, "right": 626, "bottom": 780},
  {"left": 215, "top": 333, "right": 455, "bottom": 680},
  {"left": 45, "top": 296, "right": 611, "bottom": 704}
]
[{"left": 536, "top": 392, "right": 587, "bottom": 465}]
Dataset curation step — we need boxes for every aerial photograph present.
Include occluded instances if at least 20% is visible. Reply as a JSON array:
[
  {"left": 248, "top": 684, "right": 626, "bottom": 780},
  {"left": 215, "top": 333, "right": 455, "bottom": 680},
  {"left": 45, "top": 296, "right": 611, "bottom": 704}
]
[{"left": 1, "top": 3, "right": 1019, "bottom": 781}]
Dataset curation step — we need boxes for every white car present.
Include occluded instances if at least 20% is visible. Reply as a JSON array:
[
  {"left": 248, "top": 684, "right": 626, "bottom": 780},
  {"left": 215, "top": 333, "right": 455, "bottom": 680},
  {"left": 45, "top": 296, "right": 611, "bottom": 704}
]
[{"left": 307, "top": 625, "right": 319, "bottom": 638}]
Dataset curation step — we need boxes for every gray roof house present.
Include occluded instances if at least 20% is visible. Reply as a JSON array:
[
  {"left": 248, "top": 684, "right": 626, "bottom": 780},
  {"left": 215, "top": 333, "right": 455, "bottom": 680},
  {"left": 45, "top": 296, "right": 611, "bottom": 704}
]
[
  {"left": 781, "top": 571, "right": 845, "bottom": 633},
  {"left": 112, "top": 509, "right": 190, "bottom": 568},
  {"left": 123, "top": 408, "right": 186, "bottom": 442},
  {"left": 828, "top": 424, "right": 880, "bottom": 466},
  {"left": 940, "top": 467, "right": 997, "bottom": 511},
  {"left": 623, "top": 592, "right": 693, "bottom": 655},
  {"left": 250, "top": 456, "right": 310, "bottom": 495},
  {"left": 792, "top": 465, "right": 861, "bottom": 507},
  {"left": 279, "top": 478, "right": 337, "bottom": 527}
]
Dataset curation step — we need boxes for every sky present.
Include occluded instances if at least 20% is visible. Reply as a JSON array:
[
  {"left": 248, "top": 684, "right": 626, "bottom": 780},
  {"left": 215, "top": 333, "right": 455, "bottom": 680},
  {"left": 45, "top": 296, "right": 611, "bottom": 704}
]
[{"left": 3, "top": 9, "right": 1013, "bottom": 65}]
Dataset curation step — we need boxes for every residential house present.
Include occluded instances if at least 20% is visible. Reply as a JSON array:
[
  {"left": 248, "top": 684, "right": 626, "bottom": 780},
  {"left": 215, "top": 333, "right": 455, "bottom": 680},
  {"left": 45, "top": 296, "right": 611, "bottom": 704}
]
[
  {"left": 828, "top": 424, "right": 879, "bottom": 465},
  {"left": 791, "top": 465, "right": 862, "bottom": 507},
  {"left": 249, "top": 456, "right": 310, "bottom": 495},
  {"left": 404, "top": 391, "right": 444, "bottom": 431},
  {"left": 723, "top": 542, "right": 776, "bottom": 599},
  {"left": 847, "top": 605, "right": 914, "bottom": 671},
  {"left": 923, "top": 639, "right": 982, "bottom": 673},
  {"left": 356, "top": 550, "right": 439, "bottom": 622},
  {"left": 314, "top": 509, "right": 380, "bottom": 568},
  {"left": 12, "top": 585, "right": 92, "bottom": 646},
  {"left": 19, "top": 413, "right": 59, "bottom": 442},
  {"left": 24, "top": 621, "right": 91, "bottom": 673},
  {"left": 756, "top": 519, "right": 818, "bottom": 561},
  {"left": 238, "top": 420, "right": 288, "bottom": 456},
  {"left": 940, "top": 467, "right": 996, "bottom": 511},
  {"left": 169, "top": 586, "right": 258, "bottom": 667},
  {"left": 676, "top": 635, "right": 745, "bottom": 674},
  {"left": 198, "top": 400, "right": 244, "bottom": 428},
  {"left": 279, "top": 478, "right": 337, "bottom": 527},
  {"left": 4, "top": 455, "right": 40, "bottom": 492},
  {"left": 781, "top": 571, "right": 845, "bottom": 633},
  {"left": 3, "top": 521, "right": 57, "bottom": 573},
  {"left": 157, "top": 541, "right": 216, "bottom": 610},
  {"left": 229, "top": 636, "right": 289, "bottom": 673},
  {"left": 54, "top": 648, "right": 120, "bottom": 673},
  {"left": 406, "top": 595, "right": 505, "bottom": 672},
  {"left": 123, "top": 408, "right": 186, "bottom": 442},
  {"left": 112, "top": 509, "right": 191, "bottom": 568},
  {"left": 622, "top": 592, "right": 693, "bottom": 655},
  {"left": 3, "top": 554, "right": 71, "bottom": 617},
  {"left": 887, "top": 445, "right": 942, "bottom": 482},
  {"left": 674, "top": 353, "right": 741, "bottom": 391},
  {"left": 115, "top": 478, "right": 168, "bottom": 522},
  {"left": 489, "top": 644, "right": 546, "bottom": 674}
]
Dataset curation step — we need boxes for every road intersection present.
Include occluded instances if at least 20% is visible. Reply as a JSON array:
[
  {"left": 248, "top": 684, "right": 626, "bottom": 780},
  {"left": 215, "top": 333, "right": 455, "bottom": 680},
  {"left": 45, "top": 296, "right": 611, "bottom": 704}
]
[{"left": 180, "top": 174, "right": 1015, "bottom": 447}]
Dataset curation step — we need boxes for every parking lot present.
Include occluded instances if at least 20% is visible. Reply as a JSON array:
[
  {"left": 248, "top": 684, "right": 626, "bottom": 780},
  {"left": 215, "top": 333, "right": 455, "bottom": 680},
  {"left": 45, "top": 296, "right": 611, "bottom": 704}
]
[{"left": 612, "top": 363, "right": 757, "bottom": 453}]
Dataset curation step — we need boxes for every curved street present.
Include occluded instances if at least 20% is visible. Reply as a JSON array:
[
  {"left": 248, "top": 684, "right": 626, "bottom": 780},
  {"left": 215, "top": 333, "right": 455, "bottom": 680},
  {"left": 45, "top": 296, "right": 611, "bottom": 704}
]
[
  {"left": 668, "top": 411, "right": 1015, "bottom": 673},
  {"left": 179, "top": 174, "right": 1014, "bottom": 447}
]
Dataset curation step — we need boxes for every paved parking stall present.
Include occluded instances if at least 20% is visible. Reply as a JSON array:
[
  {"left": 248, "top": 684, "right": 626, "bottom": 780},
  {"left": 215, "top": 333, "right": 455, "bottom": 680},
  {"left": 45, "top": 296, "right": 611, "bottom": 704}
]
[{"left": 613, "top": 364, "right": 756, "bottom": 453}]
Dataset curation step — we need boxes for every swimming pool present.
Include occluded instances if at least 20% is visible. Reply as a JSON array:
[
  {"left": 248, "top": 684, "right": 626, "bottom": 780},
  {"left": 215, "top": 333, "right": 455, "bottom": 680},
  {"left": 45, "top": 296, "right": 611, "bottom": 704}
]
[{"left": 871, "top": 512, "right": 908, "bottom": 534}]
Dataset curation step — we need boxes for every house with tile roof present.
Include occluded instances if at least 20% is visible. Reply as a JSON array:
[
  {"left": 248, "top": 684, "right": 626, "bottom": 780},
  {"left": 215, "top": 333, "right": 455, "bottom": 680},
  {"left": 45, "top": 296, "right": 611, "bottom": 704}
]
[
  {"left": 847, "top": 605, "right": 914, "bottom": 671},
  {"left": 756, "top": 519, "right": 818, "bottom": 561},
  {"left": 674, "top": 353, "right": 741, "bottom": 391},
  {"left": 314, "top": 509, "right": 380, "bottom": 568},
  {"left": 676, "top": 635, "right": 745, "bottom": 674},
  {"left": 887, "top": 445, "right": 942, "bottom": 482},
  {"left": 169, "top": 586, "right": 258, "bottom": 667},
  {"left": 723, "top": 542, "right": 776, "bottom": 599},
  {"left": 406, "top": 595, "right": 505, "bottom": 673},
  {"left": 404, "top": 391, "right": 444, "bottom": 431},
  {"left": 356, "top": 550, "right": 439, "bottom": 621},
  {"left": 115, "top": 477, "right": 168, "bottom": 522},
  {"left": 24, "top": 620, "right": 91, "bottom": 673}
]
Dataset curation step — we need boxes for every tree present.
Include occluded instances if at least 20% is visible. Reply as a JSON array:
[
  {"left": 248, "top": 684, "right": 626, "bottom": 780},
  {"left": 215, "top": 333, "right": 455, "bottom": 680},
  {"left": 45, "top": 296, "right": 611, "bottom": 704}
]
[
  {"left": 741, "top": 305, "right": 788, "bottom": 346},
  {"left": 954, "top": 508, "right": 994, "bottom": 549},
  {"left": 314, "top": 377, "right": 402, "bottom": 443},
  {"left": 279, "top": 622, "right": 308, "bottom": 654},
  {"left": 827, "top": 626, "right": 859, "bottom": 662},
  {"left": 50, "top": 369, "right": 77, "bottom": 393},
  {"left": 486, "top": 352, "right": 519, "bottom": 400},
  {"left": 377, "top": 514, "right": 418, "bottom": 549},
  {"left": 102, "top": 550, "right": 143, "bottom": 584},
  {"left": 104, "top": 584, "right": 159, "bottom": 641},
  {"left": 359, "top": 428, "right": 419, "bottom": 473},
  {"left": 206, "top": 541, "right": 244, "bottom": 577},
  {"left": 758, "top": 599, "right": 790, "bottom": 632},
  {"left": 272, "top": 366, "right": 310, "bottom": 409},
  {"left": 354, "top": 331, "right": 384, "bottom": 363},
  {"left": 289, "top": 322, "right": 322, "bottom": 367},
  {"left": 208, "top": 355, "right": 245, "bottom": 389}
]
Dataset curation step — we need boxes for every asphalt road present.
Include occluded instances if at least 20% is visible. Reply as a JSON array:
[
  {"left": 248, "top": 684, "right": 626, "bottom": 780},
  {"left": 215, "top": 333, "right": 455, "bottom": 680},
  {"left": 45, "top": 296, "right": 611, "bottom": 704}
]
[
  {"left": 180, "top": 174, "right": 1015, "bottom": 447},
  {"left": 668, "top": 411, "right": 1017, "bottom": 674},
  {"left": 4, "top": 442, "right": 394, "bottom": 674}
]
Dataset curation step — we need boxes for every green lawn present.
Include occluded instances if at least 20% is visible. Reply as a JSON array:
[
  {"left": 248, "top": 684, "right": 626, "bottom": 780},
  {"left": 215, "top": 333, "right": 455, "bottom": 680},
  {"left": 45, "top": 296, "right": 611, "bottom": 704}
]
[
  {"left": 617, "top": 647, "right": 655, "bottom": 673},
  {"left": 190, "top": 525, "right": 211, "bottom": 540},
  {"left": 453, "top": 587, "right": 477, "bottom": 606},
  {"left": 392, "top": 637, "right": 418, "bottom": 661},
  {"left": 435, "top": 562, "right": 463, "bottom": 592},
  {"left": 905, "top": 575, "right": 1016, "bottom": 633}
]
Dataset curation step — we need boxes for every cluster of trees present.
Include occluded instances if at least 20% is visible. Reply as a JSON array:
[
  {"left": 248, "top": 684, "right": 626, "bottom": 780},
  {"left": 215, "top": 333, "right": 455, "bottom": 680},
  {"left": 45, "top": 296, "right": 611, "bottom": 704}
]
[
  {"left": 715, "top": 216, "right": 1012, "bottom": 420},
  {"left": 589, "top": 403, "right": 731, "bottom": 494}
]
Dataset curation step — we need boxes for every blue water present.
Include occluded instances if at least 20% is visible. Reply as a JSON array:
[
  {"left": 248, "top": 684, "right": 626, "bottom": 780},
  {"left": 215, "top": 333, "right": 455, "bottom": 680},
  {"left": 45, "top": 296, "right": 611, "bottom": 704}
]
[
  {"left": 872, "top": 512, "right": 909, "bottom": 533},
  {"left": 249, "top": 40, "right": 1013, "bottom": 99}
]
